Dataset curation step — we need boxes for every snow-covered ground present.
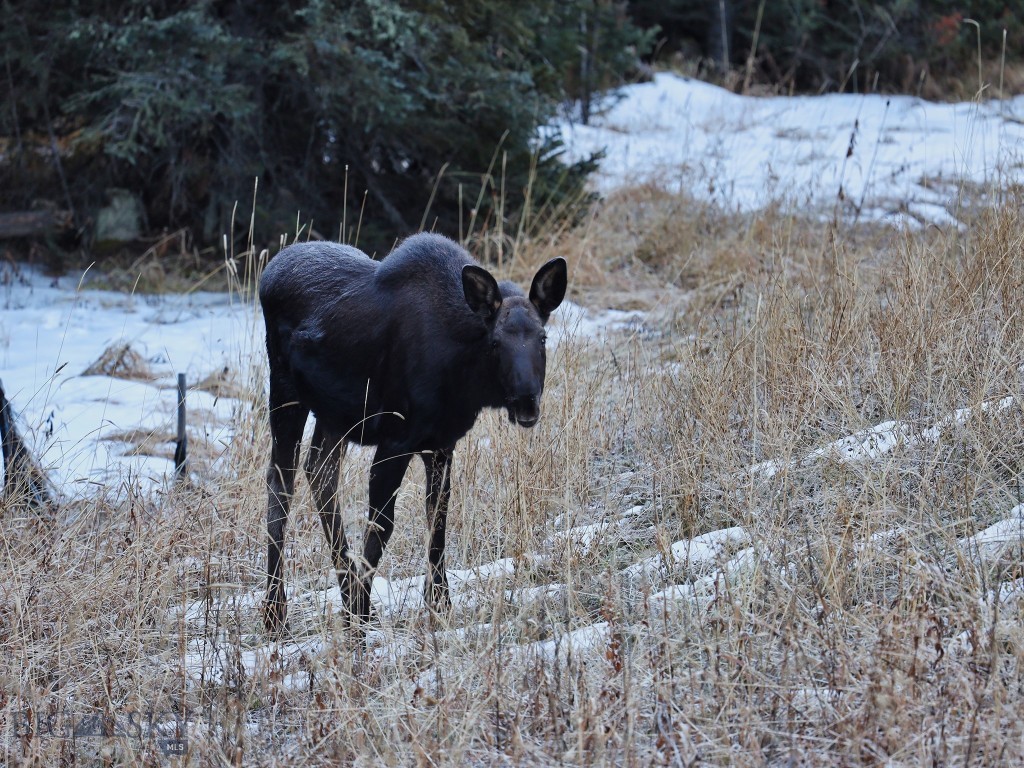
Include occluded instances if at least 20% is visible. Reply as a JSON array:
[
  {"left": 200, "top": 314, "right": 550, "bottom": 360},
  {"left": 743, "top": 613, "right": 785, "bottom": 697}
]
[
  {"left": 0, "top": 271, "right": 259, "bottom": 496},
  {"left": 559, "top": 73, "right": 1024, "bottom": 224}
]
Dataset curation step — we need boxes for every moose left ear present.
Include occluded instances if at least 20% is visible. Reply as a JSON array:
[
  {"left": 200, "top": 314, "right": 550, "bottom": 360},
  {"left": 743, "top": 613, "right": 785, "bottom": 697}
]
[{"left": 529, "top": 257, "right": 567, "bottom": 321}]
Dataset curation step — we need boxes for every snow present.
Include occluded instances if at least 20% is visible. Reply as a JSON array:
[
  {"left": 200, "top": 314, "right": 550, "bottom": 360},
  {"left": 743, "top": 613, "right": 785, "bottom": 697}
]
[
  {"left": 648, "top": 545, "right": 761, "bottom": 615},
  {"left": 623, "top": 525, "right": 750, "bottom": 581},
  {"left": 1, "top": 268, "right": 258, "bottom": 497},
  {"left": 958, "top": 504, "right": 1024, "bottom": 562},
  {"left": 525, "top": 621, "right": 610, "bottom": 665},
  {"left": 559, "top": 73, "right": 1024, "bottom": 223},
  {"left": 544, "top": 520, "right": 617, "bottom": 555},
  {"left": 749, "top": 395, "right": 1018, "bottom": 479},
  {"left": 298, "top": 556, "right": 519, "bottom": 621},
  {"left": 548, "top": 300, "right": 647, "bottom": 343}
]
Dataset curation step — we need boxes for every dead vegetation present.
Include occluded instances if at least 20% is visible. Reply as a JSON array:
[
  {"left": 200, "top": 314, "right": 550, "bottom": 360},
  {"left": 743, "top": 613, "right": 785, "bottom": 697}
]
[
  {"left": 194, "top": 366, "right": 254, "bottom": 402},
  {"left": 82, "top": 342, "right": 156, "bottom": 381},
  {"left": 2, "top": 187, "right": 1024, "bottom": 765}
]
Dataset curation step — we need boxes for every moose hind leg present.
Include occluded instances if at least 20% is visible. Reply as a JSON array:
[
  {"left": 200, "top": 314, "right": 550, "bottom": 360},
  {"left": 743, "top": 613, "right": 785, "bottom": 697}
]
[
  {"left": 264, "top": 395, "right": 308, "bottom": 636},
  {"left": 422, "top": 449, "right": 453, "bottom": 614},
  {"left": 355, "top": 447, "right": 413, "bottom": 624},
  {"left": 305, "top": 421, "right": 355, "bottom": 619}
]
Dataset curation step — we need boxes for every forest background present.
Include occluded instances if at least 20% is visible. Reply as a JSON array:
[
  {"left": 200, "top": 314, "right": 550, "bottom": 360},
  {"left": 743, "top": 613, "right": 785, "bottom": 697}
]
[{"left": 2, "top": 0, "right": 1021, "bottom": 263}]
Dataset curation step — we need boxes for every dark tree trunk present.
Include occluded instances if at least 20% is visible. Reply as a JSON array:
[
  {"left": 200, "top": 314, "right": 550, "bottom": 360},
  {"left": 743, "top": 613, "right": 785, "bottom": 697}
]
[
  {"left": 707, "top": 0, "right": 734, "bottom": 71},
  {"left": 0, "top": 379, "right": 55, "bottom": 512}
]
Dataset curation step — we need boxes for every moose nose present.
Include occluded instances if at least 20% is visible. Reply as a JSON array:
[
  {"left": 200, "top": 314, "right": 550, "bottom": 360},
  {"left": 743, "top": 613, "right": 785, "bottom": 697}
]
[{"left": 508, "top": 394, "right": 540, "bottom": 428}]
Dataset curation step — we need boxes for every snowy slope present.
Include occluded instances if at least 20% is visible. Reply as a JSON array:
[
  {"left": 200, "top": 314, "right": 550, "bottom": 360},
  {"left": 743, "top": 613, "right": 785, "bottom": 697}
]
[{"left": 559, "top": 73, "right": 1024, "bottom": 223}]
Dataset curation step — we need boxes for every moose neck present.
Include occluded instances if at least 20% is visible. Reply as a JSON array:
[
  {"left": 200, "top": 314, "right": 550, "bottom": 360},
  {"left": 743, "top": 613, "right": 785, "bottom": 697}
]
[{"left": 463, "top": 342, "right": 507, "bottom": 412}]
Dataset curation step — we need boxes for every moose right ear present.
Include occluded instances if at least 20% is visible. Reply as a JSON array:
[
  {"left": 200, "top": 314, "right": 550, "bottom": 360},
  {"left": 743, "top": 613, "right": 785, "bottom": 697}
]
[
  {"left": 462, "top": 264, "right": 502, "bottom": 321},
  {"left": 529, "top": 257, "right": 567, "bottom": 321}
]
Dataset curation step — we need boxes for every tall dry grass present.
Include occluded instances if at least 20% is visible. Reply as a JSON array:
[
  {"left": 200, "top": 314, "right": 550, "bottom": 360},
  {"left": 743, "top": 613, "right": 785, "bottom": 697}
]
[{"left": 1, "top": 185, "right": 1023, "bottom": 766}]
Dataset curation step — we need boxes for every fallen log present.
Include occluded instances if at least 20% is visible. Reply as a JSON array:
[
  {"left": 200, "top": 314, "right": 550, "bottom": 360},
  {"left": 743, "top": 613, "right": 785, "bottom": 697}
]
[{"left": 0, "top": 209, "right": 72, "bottom": 239}]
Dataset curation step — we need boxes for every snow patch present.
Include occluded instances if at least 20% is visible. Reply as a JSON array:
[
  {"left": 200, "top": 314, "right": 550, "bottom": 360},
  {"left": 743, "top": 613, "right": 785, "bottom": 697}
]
[
  {"left": 623, "top": 526, "right": 750, "bottom": 581},
  {"left": 958, "top": 505, "right": 1024, "bottom": 562},
  {"left": 559, "top": 72, "right": 1024, "bottom": 224},
  {"left": 749, "top": 396, "right": 1017, "bottom": 479}
]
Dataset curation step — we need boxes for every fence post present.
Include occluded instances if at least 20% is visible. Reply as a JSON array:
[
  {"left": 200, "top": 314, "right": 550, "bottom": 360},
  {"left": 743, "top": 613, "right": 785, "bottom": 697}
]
[{"left": 174, "top": 373, "right": 187, "bottom": 478}]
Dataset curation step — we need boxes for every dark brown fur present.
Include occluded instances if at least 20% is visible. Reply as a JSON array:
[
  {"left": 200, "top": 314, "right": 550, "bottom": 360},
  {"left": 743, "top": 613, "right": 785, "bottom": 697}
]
[{"left": 258, "top": 233, "right": 566, "bottom": 633}]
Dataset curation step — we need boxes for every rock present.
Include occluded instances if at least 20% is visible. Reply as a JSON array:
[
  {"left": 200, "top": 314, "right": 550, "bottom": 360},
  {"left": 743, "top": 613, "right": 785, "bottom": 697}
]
[{"left": 95, "top": 188, "right": 144, "bottom": 244}]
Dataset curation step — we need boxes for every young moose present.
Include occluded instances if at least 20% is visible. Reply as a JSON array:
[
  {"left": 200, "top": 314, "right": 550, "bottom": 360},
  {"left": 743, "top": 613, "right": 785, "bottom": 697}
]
[{"left": 259, "top": 233, "right": 567, "bottom": 634}]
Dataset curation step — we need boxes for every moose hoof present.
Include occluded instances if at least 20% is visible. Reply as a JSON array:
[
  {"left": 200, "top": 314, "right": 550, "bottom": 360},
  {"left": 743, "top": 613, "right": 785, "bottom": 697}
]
[
  {"left": 337, "top": 579, "right": 377, "bottom": 629},
  {"left": 263, "top": 598, "right": 288, "bottom": 638},
  {"left": 423, "top": 578, "right": 452, "bottom": 616},
  {"left": 353, "top": 579, "right": 375, "bottom": 625}
]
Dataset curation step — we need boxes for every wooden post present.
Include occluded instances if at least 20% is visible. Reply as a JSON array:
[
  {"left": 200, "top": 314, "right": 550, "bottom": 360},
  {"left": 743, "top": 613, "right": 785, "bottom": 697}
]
[{"left": 174, "top": 373, "right": 187, "bottom": 478}]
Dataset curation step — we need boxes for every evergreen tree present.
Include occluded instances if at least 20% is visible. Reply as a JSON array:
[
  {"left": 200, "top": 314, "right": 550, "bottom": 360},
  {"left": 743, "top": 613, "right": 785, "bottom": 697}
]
[{"left": 0, "top": 0, "right": 650, "bottom": 258}]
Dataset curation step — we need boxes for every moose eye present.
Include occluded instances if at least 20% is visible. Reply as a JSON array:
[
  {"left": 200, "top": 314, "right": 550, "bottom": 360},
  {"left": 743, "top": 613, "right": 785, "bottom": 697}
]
[
  {"left": 540, "top": 335, "right": 547, "bottom": 346},
  {"left": 491, "top": 339, "right": 500, "bottom": 350}
]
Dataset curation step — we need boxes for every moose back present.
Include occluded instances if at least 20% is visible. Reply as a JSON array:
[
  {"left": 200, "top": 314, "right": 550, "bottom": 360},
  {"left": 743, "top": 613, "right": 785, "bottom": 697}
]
[{"left": 258, "top": 233, "right": 567, "bottom": 633}]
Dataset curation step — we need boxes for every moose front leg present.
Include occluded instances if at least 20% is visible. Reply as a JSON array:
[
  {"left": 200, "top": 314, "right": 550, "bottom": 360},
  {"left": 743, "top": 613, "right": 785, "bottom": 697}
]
[
  {"left": 355, "top": 447, "right": 413, "bottom": 625},
  {"left": 422, "top": 448, "right": 453, "bottom": 614}
]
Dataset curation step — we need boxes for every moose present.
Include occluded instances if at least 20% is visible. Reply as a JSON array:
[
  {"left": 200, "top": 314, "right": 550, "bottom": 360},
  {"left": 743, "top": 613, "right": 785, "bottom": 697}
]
[{"left": 259, "top": 232, "right": 567, "bottom": 634}]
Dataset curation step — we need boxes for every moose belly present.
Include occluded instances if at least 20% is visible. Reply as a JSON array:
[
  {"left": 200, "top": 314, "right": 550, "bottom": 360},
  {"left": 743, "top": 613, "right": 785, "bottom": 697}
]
[{"left": 288, "top": 369, "right": 398, "bottom": 446}]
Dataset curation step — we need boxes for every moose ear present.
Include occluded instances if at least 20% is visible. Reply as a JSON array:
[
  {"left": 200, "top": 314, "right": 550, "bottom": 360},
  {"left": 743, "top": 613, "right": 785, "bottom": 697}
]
[
  {"left": 529, "top": 257, "right": 567, "bottom": 321},
  {"left": 462, "top": 264, "right": 502, "bottom": 321}
]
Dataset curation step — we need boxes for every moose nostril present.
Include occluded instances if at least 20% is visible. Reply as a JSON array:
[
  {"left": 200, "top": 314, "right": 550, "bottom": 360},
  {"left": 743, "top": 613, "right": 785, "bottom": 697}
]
[
  {"left": 509, "top": 394, "right": 540, "bottom": 427},
  {"left": 512, "top": 394, "right": 538, "bottom": 409}
]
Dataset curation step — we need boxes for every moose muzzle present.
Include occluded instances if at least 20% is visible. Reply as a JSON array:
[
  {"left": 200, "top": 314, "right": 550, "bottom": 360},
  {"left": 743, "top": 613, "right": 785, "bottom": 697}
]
[{"left": 507, "top": 394, "right": 540, "bottom": 428}]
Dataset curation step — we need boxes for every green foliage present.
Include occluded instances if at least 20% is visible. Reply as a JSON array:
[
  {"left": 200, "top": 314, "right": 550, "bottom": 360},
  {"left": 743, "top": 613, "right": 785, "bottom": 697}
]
[
  {"left": 66, "top": 8, "right": 260, "bottom": 230},
  {"left": 0, "top": 0, "right": 648, "bottom": 257}
]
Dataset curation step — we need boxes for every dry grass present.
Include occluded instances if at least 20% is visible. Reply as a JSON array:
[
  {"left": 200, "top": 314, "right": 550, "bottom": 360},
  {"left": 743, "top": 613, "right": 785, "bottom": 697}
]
[
  {"left": 2, "top": 187, "right": 1024, "bottom": 766},
  {"left": 82, "top": 343, "right": 157, "bottom": 382}
]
